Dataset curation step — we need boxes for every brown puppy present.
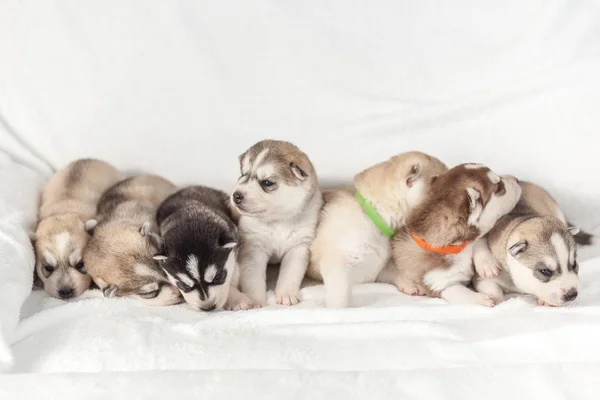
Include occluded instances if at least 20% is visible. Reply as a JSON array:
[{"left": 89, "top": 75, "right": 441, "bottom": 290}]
[
  {"left": 385, "top": 163, "right": 521, "bottom": 306},
  {"left": 34, "top": 159, "right": 122, "bottom": 299},
  {"left": 84, "top": 175, "right": 181, "bottom": 305}
]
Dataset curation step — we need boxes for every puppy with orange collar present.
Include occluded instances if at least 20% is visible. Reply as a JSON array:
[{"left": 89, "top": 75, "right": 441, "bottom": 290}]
[{"left": 381, "top": 163, "right": 521, "bottom": 306}]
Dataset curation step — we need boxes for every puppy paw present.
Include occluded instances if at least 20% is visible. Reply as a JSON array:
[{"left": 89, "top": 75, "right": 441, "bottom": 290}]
[
  {"left": 102, "top": 284, "right": 118, "bottom": 299},
  {"left": 276, "top": 293, "right": 300, "bottom": 306},
  {"left": 475, "top": 258, "right": 501, "bottom": 278},
  {"left": 475, "top": 293, "right": 497, "bottom": 307},
  {"left": 394, "top": 277, "right": 425, "bottom": 296},
  {"left": 537, "top": 299, "right": 556, "bottom": 307},
  {"left": 225, "top": 296, "right": 255, "bottom": 311}
]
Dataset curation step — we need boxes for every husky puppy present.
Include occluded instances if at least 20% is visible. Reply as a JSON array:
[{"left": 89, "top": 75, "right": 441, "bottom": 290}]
[
  {"left": 473, "top": 181, "right": 591, "bottom": 306},
  {"left": 154, "top": 186, "right": 250, "bottom": 311},
  {"left": 307, "top": 152, "right": 448, "bottom": 308},
  {"left": 83, "top": 175, "right": 181, "bottom": 305},
  {"left": 388, "top": 163, "right": 522, "bottom": 307},
  {"left": 230, "top": 140, "right": 323, "bottom": 308},
  {"left": 33, "top": 159, "right": 122, "bottom": 299}
]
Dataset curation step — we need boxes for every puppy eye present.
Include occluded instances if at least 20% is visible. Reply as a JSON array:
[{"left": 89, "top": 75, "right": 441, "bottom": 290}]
[
  {"left": 177, "top": 281, "right": 193, "bottom": 293},
  {"left": 540, "top": 268, "right": 553, "bottom": 277},
  {"left": 44, "top": 265, "right": 55, "bottom": 273},
  {"left": 75, "top": 261, "right": 85, "bottom": 270},
  {"left": 260, "top": 180, "right": 274, "bottom": 188}
]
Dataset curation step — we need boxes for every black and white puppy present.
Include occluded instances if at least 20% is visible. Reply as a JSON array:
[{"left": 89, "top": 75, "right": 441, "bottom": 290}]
[{"left": 154, "top": 186, "right": 250, "bottom": 311}]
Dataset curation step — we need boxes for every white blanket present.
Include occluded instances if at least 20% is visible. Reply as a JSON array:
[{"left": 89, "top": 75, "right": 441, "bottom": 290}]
[{"left": 2, "top": 0, "right": 600, "bottom": 397}]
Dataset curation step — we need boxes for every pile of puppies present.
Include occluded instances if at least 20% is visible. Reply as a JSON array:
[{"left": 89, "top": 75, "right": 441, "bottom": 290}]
[{"left": 31, "top": 140, "right": 594, "bottom": 311}]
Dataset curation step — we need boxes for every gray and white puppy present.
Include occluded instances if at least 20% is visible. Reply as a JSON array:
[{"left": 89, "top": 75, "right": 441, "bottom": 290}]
[
  {"left": 473, "top": 181, "right": 595, "bottom": 306},
  {"left": 231, "top": 139, "right": 323, "bottom": 309},
  {"left": 154, "top": 186, "right": 249, "bottom": 311}
]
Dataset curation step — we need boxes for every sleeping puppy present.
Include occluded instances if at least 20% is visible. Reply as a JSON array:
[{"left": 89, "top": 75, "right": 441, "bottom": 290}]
[
  {"left": 33, "top": 159, "right": 122, "bottom": 299},
  {"left": 307, "top": 151, "right": 448, "bottom": 308},
  {"left": 388, "top": 163, "right": 521, "bottom": 306},
  {"left": 83, "top": 175, "right": 181, "bottom": 305},
  {"left": 154, "top": 186, "right": 251, "bottom": 311},
  {"left": 473, "top": 181, "right": 592, "bottom": 306},
  {"left": 231, "top": 140, "right": 323, "bottom": 308}
]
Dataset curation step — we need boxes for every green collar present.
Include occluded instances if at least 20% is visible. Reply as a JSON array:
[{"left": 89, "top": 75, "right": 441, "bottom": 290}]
[{"left": 355, "top": 191, "right": 395, "bottom": 239}]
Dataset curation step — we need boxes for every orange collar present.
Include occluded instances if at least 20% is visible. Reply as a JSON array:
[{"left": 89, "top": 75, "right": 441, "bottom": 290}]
[{"left": 411, "top": 233, "right": 468, "bottom": 255}]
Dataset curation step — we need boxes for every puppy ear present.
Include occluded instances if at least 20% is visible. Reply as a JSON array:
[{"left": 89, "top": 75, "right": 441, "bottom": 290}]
[
  {"left": 568, "top": 226, "right": 580, "bottom": 236},
  {"left": 290, "top": 163, "right": 308, "bottom": 181},
  {"left": 222, "top": 241, "right": 237, "bottom": 249},
  {"left": 406, "top": 164, "right": 421, "bottom": 188},
  {"left": 139, "top": 221, "right": 152, "bottom": 236},
  {"left": 509, "top": 240, "right": 528, "bottom": 258},
  {"left": 84, "top": 219, "right": 97, "bottom": 233},
  {"left": 153, "top": 254, "right": 168, "bottom": 261},
  {"left": 466, "top": 187, "right": 481, "bottom": 210}
]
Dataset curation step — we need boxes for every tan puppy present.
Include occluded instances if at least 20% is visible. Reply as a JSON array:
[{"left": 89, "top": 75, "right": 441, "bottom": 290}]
[
  {"left": 473, "top": 181, "right": 587, "bottom": 306},
  {"left": 34, "top": 159, "right": 122, "bottom": 299},
  {"left": 387, "top": 163, "right": 521, "bottom": 306},
  {"left": 307, "top": 152, "right": 447, "bottom": 308},
  {"left": 84, "top": 175, "right": 181, "bottom": 306},
  {"left": 231, "top": 140, "right": 323, "bottom": 308}
]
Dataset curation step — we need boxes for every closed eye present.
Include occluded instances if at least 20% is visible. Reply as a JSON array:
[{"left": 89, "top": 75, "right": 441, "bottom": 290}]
[
  {"left": 177, "top": 281, "right": 194, "bottom": 293},
  {"left": 212, "top": 270, "right": 227, "bottom": 285}
]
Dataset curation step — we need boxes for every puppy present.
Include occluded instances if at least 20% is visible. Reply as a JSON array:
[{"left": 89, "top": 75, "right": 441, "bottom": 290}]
[
  {"left": 33, "top": 159, "right": 122, "bottom": 299},
  {"left": 154, "top": 186, "right": 251, "bottom": 311},
  {"left": 307, "top": 151, "right": 448, "bottom": 308},
  {"left": 387, "top": 163, "right": 521, "bottom": 306},
  {"left": 231, "top": 140, "right": 323, "bottom": 308},
  {"left": 83, "top": 175, "right": 181, "bottom": 305},
  {"left": 473, "top": 181, "right": 589, "bottom": 306}
]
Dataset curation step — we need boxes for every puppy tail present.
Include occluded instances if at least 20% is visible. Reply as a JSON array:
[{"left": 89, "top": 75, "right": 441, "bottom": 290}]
[{"left": 569, "top": 224, "right": 598, "bottom": 246}]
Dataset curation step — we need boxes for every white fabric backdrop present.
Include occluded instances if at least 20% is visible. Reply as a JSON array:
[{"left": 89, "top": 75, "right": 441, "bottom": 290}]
[
  {"left": 1, "top": 1, "right": 600, "bottom": 397},
  {"left": 1, "top": 0, "right": 599, "bottom": 229}
]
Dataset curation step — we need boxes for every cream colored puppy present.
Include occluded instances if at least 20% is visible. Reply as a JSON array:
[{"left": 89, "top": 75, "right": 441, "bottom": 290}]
[
  {"left": 33, "top": 159, "right": 122, "bottom": 299},
  {"left": 307, "top": 151, "right": 448, "bottom": 308},
  {"left": 84, "top": 175, "right": 181, "bottom": 306}
]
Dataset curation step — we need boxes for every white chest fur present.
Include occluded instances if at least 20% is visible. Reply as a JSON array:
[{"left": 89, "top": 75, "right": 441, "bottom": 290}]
[{"left": 423, "top": 243, "right": 475, "bottom": 293}]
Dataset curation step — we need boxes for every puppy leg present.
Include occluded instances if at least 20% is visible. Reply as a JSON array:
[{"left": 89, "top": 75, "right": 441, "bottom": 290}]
[
  {"left": 225, "top": 286, "right": 254, "bottom": 311},
  {"left": 473, "top": 278, "right": 505, "bottom": 303},
  {"left": 239, "top": 248, "right": 269, "bottom": 307},
  {"left": 440, "top": 284, "right": 497, "bottom": 307},
  {"left": 473, "top": 238, "right": 501, "bottom": 278},
  {"left": 320, "top": 255, "right": 352, "bottom": 308},
  {"left": 275, "top": 245, "right": 309, "bottom": 306},
  {"left": 377, "top": 262, "right": 426, "bottom": 296}
]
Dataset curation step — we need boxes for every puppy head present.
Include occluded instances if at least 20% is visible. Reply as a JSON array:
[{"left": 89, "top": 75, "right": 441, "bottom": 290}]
[
  {"left": 33, "top": 214, "right": 96, "bottom": 299},
  {"left": 83, "top": 220, "right": 181, "bottom": 305},
  {"left": 407, "top": 163, "right": 521, "bottom": 247},
  {"left": 154, "top": 220, "right": 237, "bottom": 311},
  {"left": 354, "top": 151, "right": 448, "bottom": 221},
  {"left": 506, "top": 217, "right": 580, "bottom": 306},
  {"left": 231, "top": 140, "right": 318, "bottom": 220}
]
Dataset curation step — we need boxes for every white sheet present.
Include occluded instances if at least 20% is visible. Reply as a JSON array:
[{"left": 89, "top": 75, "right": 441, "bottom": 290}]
[{"left": 1, "top": 0, "right": 600, "bottom": 397}]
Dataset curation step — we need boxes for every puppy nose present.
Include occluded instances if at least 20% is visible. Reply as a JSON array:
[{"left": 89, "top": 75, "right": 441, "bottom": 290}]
[
  {"left": 233, "top": 191, "right": 244, "bottom": 205},
  {"left": 201, "top": 304, "right": 216, "bottom": 312},
  {"left": 563, "top": 289, "right": 578, "bottom": 302},
  {"left": 58, "top": 288, "right": 74, "bottom": 299}
]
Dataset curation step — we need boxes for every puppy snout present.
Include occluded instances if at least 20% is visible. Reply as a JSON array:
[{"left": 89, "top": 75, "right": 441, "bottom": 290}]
[
  {"left": 563, "top": 289, "right": 578, "bottom": 302},
  {"left": 58, "top": 287, "right": 75, "bottom": 299},
  {"left": 201, "top": 304, "right": 216, "bottom": 312},
  {"left": 232, "top": 191, "right": 244, "bottom": 205}
]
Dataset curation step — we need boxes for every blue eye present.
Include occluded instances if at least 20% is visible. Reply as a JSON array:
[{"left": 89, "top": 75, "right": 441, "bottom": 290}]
[
  {"left": 540, "top": 268, "right": 553, "bottom": 277},
  {"left": 261, "top": 180, "right": 274, "bottom": 187}
]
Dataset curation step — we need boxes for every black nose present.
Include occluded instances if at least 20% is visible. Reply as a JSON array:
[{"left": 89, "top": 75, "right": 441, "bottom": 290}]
[
  {"left": 233, "top": 191, "right": 244, "bottom": 205},
  {"left": 58, "top": 288, "right": 74, "bottom": 299},
  {"left": 201, "top": 304, "right": 216, "bottom": 312},
  {"left": 563, "top": 289, "right": 578, "bottom": 302}
]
